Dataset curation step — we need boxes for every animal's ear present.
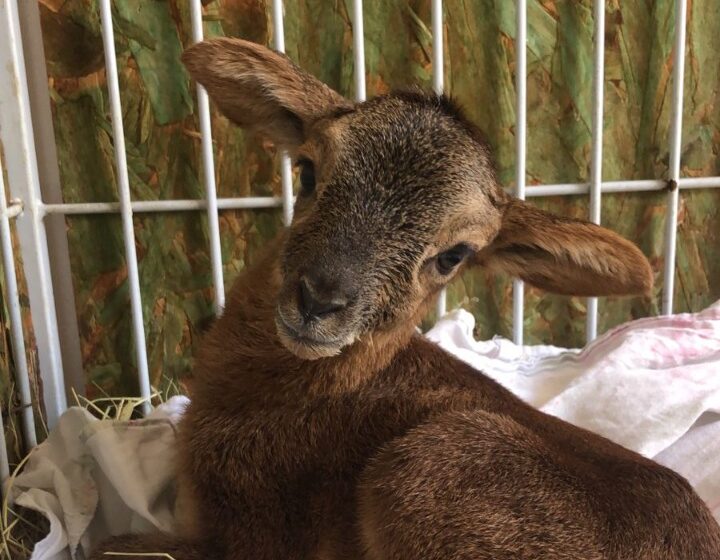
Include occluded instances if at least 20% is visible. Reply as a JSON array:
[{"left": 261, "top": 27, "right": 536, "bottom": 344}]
[
  {"left": 476, "top": 199, "right": 653, "bottom": 297},
  {"left": 182, "top": 38, "right": 350, "bottom": 150}
]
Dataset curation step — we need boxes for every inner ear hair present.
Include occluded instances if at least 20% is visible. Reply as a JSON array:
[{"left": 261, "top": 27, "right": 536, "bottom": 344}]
[{"left": 478, "top": 199, "right": 654, "bottom": 297}]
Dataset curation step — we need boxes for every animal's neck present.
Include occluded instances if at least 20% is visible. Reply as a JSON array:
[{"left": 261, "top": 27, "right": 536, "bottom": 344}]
[{"left": 193, "top": 234, "right": 417, "bottom": 400}]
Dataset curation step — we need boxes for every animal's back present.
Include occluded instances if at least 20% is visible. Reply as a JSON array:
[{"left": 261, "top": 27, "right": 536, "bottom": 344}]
[
  {"left": 359, "top": 411, "right": 720, "bottom": 559},
  {"left": 174, "top": 334, "right": 720, "bottom": 559},
  {"left": 355, "top": 338, "right": 720, "bottom": 559}
]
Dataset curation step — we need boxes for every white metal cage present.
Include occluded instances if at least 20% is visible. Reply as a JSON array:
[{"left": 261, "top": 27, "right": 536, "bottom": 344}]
[{"left": 0, "top": 0, "right": 718, "bottom": 482}]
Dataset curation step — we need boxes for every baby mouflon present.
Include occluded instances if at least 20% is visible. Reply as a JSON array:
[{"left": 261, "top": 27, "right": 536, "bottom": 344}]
[{"left": 91, "top": 38, "right": 720, "bottom": 559}]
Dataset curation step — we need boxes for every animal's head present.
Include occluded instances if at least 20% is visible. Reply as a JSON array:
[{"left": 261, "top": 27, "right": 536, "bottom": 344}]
[{"left": 183, "top": 38, "right": 653, "bottom": 360}]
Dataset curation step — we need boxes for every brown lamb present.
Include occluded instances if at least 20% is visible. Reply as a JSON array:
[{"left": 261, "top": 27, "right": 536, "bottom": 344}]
[{"left": 90, "top": 38, "right": 720, "bottom": 559}]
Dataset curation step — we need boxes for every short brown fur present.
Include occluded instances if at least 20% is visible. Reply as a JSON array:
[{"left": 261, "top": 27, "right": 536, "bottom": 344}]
[{"left": 91, "top": 39, "right": 719, "bottom": 559}]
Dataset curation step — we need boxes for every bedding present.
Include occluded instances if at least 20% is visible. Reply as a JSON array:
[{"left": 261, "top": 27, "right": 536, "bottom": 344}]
[{"left": 9, "top": 299, "right": 720, "bottom": 560}]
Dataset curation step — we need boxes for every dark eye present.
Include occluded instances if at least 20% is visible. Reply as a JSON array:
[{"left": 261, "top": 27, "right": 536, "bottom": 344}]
[
  {"left": 436, "top": 244, "right": 471, "bottom": 275},
  {"left": 297, "top": 159, "right": 316, "bottom": 196}
]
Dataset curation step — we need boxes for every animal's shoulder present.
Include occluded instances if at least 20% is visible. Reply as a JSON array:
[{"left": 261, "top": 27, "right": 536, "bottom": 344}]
[{"left": 367, "top": 334, "right": 515, "bottom": 403}]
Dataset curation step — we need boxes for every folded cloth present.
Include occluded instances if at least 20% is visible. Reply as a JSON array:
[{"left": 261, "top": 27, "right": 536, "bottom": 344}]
[
  {"left": 9, "top": 300, "right": 720, "bottom": 560},
  {"left": 8, "top": 397, "right": 189, "bottom": 560}
]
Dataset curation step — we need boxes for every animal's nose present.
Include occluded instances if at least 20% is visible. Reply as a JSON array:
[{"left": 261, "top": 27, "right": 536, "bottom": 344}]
[{"left": 298, "top": 274, "right": 349, "bottom": 321}]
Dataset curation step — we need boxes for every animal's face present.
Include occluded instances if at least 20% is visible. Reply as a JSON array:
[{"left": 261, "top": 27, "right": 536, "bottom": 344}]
[
  {"left": 275, "top": 94, "right": 503, "bottom": 358},
  {"left": 183, "top": 38, "right": 653, "bottom": 360}
]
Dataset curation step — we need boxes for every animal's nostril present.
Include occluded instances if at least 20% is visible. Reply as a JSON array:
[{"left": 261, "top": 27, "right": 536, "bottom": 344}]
[{"left": 298, "top": 276, "right": 348, "bottom": 321}]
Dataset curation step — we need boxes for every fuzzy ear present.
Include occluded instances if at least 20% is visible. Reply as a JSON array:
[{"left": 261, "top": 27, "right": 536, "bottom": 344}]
[
  {"left": 477, "top": 199, "right": 653, "bottom": 297},
  {"left": 182, "top": 38, "right": 350, "bottom": 150}
]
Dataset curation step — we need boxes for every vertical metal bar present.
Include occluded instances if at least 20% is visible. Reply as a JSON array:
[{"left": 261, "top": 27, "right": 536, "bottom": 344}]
[
  {"left": 586, "top": 0, "right": 605, "bottom": 343},
  {"left": 190, "top": 0, "right": 225, "bottom": 313},
  {"left": 432, "top": 0, "right": 448, "bottom": 319},
  {"left": 98, "top": 0, "right": 152, "bottom": 414},
  {"left": 271, "top": 0, "right": 294, "bottom": 226},
  {"left": 278, "top": 157, "right": 294, "bottom": 226},
  {"left": 0, "top": 404, "right": 9, "bottom": 482},
  {"left": 512, "top": 0, "right": 527, "bottom": 345},
  {"left": 0, "top": 0, "right": 67, "bottom": 428},
  {"left": 0, "top": 162, "right": 36, "bottom": 449},
  {"left": 352, "top": 0, "right": 367, "bottom": 102},
  {"left": 662, "top": 0, "right": 688, "bottom": 316},
  {"left": 16, "top": 0, "right": 86, "bottom": 397},
  {"left": 431, "top": 0, "right": 444, "bottom": 95}
]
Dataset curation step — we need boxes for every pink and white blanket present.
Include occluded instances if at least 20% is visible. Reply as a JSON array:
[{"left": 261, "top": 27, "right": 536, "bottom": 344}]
[
  {"left": 428, "top": 300, "right": 720, "bottom": 517},
  {"left": 9, "top": 300, "right": 720, "bottom": 560}
]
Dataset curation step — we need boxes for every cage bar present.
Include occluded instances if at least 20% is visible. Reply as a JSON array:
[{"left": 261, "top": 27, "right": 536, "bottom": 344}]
[
  {"left": 352, "top": 0, "right": 367, "bottom": 102},
  {"left": 279, "top": 157, "right": 294, "bottom": 226},
  {"left": 190, "top": 0, "right": 225, "bottom": 314},
  {"left": 512, "top": 0, "right": 527, "bottom": 346},
  {"left": 662, "top": 0, "right": 688, "bottom": 316},
  {"left": 522, "top": 177, "right": 720, "bottom": 197},
  {"left": 35, "top": 177, "right": 720, "bottom": 217},
  {"left": 432, "top": 0, "right": 447, "bottom": 319},
  {"left": 0, "top": 0, "right": 67, "bottom": 428},
  {"left": 43, "top": 197, "right": 282, "bottom": 216},
  {"left": 431, "top": 0, "right": 444, "bottom": 95},
  {"left": 5, "top": 202, "right": 23, "bottom": 220},
  {"left": 16, "top": 0, "right": 87, "bottom": 398},
  {"left": 271, "top": 0, "right": 295, "bottom": 227},
  {"left": 0, "top": 404, "right": 8, "bottom": 483},
  {"left": 679, "top": 176, "right": 720, "bottom": 189},
  {"left": 0, "top": 158, "right": 37, "bottom": 449},
  {"left": 525, "top": 180, "right": 661, "bottom": 197},
  {"left": 98, "top": 0, "right": 152, "bottom": 414},
  {"left": 586, "top": 0, "right": 606, "bottom": 342}
]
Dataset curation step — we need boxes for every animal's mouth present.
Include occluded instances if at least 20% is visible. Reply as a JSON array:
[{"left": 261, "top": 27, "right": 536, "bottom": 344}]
[
  {"left": 276, "top": 312, "right": 343, "bottom": 346},
  {"left": 274, "top": 310, "right": 348, "bottom": 360}
]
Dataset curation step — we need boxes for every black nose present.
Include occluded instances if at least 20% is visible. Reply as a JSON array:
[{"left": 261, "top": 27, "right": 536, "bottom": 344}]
[{"left": 298, "top": 274, "right": 348, "bottom": 321}]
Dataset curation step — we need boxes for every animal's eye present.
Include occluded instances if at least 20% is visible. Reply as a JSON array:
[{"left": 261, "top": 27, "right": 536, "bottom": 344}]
[
  {"left": 297, "top": 159, "right": 316, "bottom": 196},
  {"left": 436, "top": 244, "right": 471, "bottom": 275}
]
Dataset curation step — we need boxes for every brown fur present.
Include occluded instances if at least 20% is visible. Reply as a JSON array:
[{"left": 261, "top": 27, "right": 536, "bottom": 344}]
[
  {"left": 478, "top": 199, "right": 654, "bottom": 296},
  {"left": 90, "top": 39, "right": 719, "bottom": 559}
]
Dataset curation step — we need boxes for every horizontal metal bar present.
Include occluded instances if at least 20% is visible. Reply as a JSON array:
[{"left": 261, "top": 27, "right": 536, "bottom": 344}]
[
  {"left": 41, "top": 197, "right": 283, "bottom": 215},
  {"left": 12, "top": 176, "right": 718, "bottom": 219},
  {"left": 521, "top": 176, "right": 720, "bottom": 197},
  {"left": 679, "top": 176, "right": 720, "bottom": 189},
  {"left": 522, "top": 180, "right": 660, "bottom": 197}
]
